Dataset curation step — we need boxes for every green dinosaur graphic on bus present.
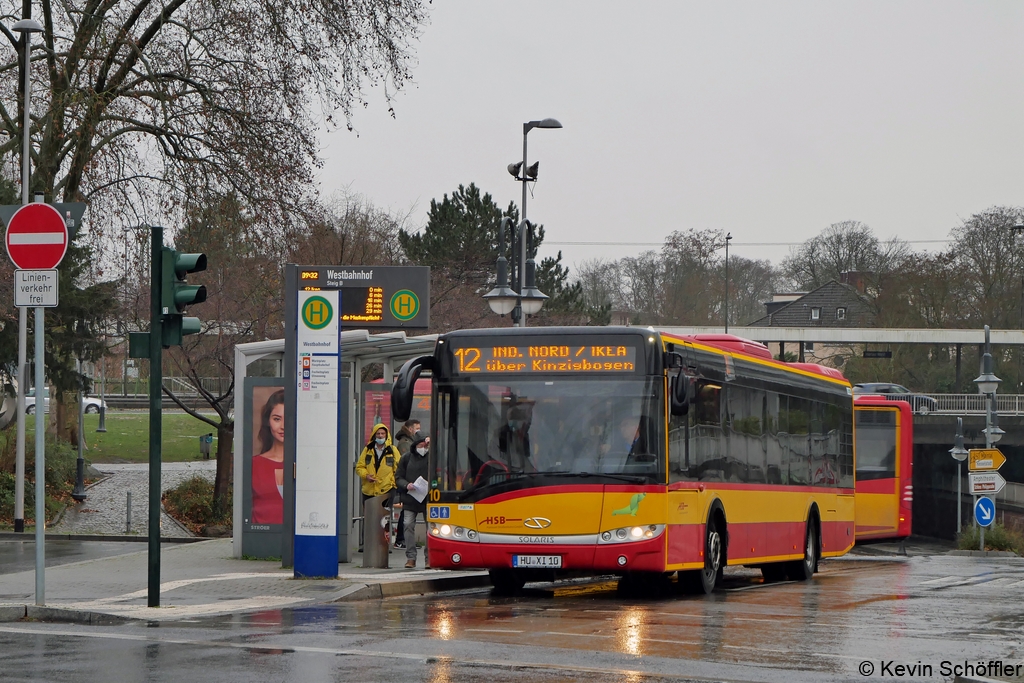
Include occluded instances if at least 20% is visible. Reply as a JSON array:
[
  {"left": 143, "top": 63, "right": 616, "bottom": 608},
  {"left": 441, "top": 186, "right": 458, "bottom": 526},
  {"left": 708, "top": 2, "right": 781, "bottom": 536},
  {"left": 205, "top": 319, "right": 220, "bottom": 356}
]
[{"left": 612, "top": 492, "right": 646, "bottom": 516}]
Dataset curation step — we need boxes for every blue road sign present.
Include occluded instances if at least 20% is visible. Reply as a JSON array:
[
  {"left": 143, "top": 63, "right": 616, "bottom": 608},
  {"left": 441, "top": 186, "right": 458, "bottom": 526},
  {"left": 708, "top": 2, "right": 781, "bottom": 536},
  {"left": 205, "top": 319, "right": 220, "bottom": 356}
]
[{"left": 975, "top": 496, "right": 995, "bottom": 528}]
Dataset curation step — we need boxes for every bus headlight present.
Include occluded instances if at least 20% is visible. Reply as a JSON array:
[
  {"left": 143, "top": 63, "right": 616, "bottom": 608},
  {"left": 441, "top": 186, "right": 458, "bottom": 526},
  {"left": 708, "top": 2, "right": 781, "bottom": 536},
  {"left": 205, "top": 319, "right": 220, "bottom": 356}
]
[
  {"left": 429, "top": 523, "right": 479, "bottom": 543},
  {"left": 599, "top": 524, "right": 664, "bottom": 544}
]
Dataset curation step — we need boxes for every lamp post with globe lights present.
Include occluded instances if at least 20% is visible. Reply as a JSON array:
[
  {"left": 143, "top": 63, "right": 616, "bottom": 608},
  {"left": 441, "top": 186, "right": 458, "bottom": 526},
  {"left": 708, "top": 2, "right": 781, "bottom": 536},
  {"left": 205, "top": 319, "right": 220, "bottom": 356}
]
[
  {"left": 973, "top": 325, "right": 1002, "bottom": 549},
  {"left": 488, "top": 118, "right": 562, "bottom": 326},
  {"left": 949, "top": 417, "right": 968, "bottom": 535},
  {"left": 4, "top": 16, "right": 44, "bottom": 540},
  {"left": 483, "top": 217, "right": 547, "bottom": 325}
]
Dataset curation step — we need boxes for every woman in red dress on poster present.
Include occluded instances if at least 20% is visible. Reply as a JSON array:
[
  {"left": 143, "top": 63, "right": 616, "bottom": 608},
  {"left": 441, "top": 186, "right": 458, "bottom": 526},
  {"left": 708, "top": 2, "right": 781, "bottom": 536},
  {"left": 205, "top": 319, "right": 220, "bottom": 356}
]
[{"left": 252, "top": 389, "right": 285, "bottom": 524}]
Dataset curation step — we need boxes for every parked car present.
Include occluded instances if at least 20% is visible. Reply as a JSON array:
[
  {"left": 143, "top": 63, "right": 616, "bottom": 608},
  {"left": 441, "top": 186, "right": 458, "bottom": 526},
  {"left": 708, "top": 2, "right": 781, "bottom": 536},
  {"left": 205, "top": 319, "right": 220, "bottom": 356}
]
[
  {"left": 852, "top": 382, "right": 937, "bottom": 413},
  {"left": 25, "top": 387, "right": 106, "bottom": 414}
]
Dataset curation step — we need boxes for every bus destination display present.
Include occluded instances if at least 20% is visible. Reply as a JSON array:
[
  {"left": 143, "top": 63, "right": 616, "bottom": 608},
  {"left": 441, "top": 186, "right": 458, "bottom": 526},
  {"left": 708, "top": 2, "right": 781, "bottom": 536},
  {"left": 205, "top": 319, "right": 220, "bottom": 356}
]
[{"left": 451, "top": 344, "right": 638, "bottom": 374}]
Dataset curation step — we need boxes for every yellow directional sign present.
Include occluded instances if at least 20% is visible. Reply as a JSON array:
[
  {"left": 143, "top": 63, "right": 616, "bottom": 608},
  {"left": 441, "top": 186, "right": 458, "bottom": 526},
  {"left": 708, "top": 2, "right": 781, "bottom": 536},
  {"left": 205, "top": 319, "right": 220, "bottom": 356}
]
[{"left": 969, "top": 448, "right": 1006, "bottom": 472}]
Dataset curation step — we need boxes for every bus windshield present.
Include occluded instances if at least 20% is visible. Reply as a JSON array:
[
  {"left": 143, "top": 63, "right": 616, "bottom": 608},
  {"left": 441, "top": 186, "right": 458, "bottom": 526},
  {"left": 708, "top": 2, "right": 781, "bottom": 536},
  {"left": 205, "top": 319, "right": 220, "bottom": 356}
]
[{"left": 435, "top": 376, "right": 665, "bottom": 492}]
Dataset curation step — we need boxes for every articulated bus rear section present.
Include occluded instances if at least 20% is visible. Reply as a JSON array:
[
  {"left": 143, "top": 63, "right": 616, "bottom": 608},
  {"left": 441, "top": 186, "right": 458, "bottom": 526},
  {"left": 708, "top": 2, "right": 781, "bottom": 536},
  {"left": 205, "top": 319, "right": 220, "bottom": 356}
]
[
  {"left": 853, "top": 397, "right": 913, "bottom": 540},
  {"left": 392, "top": 326, "right": 856, "bottom": 593}
]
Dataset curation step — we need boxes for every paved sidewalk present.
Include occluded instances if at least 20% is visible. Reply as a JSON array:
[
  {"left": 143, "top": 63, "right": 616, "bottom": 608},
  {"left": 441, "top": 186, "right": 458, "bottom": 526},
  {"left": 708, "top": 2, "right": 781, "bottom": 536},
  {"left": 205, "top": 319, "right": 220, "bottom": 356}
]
[
  {"left": 0, "top": 538, "right": 489, "bottom": 624},
  {"left": 51, "top": 462, "right": 217, "bottom": 538}
]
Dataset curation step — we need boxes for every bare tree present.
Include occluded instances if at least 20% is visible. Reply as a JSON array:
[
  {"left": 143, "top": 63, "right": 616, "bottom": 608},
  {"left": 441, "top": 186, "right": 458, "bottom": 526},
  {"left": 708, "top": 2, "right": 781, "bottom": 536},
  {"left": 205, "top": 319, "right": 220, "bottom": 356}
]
[
  {"left": 782, "top": 221, "right": 884, "bottom": 289},
  {"left": 0, "top": 0, "right": 427, "bottom": 436},
  {"left": 947, "top": 206, "right": 1024, "bottom": 329}
]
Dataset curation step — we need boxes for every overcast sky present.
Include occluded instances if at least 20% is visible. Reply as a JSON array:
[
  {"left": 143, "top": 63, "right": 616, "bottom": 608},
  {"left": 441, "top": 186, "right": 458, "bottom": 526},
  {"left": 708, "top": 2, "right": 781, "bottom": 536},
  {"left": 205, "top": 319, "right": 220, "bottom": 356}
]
[{"left": 318, "top": 1, "right": 1024, "bottom": 273}]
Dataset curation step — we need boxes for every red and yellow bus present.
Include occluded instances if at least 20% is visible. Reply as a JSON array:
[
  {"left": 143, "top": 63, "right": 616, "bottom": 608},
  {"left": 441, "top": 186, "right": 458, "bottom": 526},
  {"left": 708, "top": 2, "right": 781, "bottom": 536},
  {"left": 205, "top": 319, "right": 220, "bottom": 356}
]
[
  {"left": 392, "top": 327, "right": 856, "bottom": 593},
  {"left": 853, "top": 397, "right": 913, "bottom": 540}
]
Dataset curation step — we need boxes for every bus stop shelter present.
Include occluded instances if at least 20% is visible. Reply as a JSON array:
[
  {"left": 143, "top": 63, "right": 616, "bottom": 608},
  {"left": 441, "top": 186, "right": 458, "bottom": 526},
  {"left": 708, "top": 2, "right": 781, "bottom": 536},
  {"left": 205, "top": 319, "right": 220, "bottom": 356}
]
[{"left": 231, "top": 330, "right": 437, "bottom": 559}]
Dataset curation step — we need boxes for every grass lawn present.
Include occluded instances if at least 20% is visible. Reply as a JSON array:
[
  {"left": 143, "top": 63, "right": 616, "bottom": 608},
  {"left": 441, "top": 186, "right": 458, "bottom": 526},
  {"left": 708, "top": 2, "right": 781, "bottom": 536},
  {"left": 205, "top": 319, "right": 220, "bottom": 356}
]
[{"left": 24, "top": 411, "right": 223, "bottom": 464}]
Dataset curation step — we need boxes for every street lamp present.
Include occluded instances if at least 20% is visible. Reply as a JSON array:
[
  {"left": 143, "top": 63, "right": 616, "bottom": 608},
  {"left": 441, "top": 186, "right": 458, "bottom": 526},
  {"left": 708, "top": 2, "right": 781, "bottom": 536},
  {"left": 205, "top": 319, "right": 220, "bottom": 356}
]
[
  {"left": 973, "top": 324, "right": 1001, "bottom": 549},
  {"left": 484, "top": 217, "right": 519, "bottom": 316},
  {"left": 949, "top": 416, "right": 968, "bottom": 535},
  {"left": 484, "top": 218, "right": 548, "bottom": 321},
  {"left": 502, "top": 118, "right": 562, "bottom": 327},
  {"left": 72, "top": 357, "right": 87, "bottom": 502},
  {"left": 5, "top": 16, "right": 43, "bottom": 535},
  {"left": 724, "top": 233, "right": 732, "bottom": 333}
]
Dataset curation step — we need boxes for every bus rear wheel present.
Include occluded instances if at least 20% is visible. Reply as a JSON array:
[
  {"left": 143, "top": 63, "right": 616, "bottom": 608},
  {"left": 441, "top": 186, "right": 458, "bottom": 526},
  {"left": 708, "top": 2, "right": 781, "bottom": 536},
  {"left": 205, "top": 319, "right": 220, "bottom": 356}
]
[
  {"left": 489, "top": 568, "right": 526, "bottom": 594},
  {"left": 786, "top": 521, "right": 818, "bottom": 581},
  {"left": 683, "top": 516, "right": 723, "bottom": 594}
]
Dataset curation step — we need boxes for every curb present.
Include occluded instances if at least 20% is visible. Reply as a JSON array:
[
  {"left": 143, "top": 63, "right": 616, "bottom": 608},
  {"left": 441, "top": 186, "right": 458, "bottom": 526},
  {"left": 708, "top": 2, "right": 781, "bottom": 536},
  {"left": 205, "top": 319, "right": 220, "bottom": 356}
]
[
  {"left": 334, "top": 574, "right": 492, "bottom": 601},
  {"left": 0, "top": 604, "right": 132, "bottom": 625},
  {"left": 0, "top": 532, "right": 206, "bottom": 543}
]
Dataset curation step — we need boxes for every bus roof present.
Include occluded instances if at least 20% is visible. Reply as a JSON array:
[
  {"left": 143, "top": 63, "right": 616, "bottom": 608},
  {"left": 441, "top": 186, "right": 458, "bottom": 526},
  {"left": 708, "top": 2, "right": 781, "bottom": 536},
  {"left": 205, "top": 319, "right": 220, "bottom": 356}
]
[{"left": 661, "top": 330, "right": 850, "bottom": 384}]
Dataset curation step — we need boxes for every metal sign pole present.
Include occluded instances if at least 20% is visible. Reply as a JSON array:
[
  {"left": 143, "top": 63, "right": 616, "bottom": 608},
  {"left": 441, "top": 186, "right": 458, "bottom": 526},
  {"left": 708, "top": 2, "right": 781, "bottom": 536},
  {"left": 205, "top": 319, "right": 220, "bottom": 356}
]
[
  {"left": 14, "top": 308, "right": 26, "bottom": 532},
  {"left": 14, "top": 13, "right": 35, "bottom": 535},
  {"left": 33, "top": 305, "right": 44, "bottom": 605},
  {"left": 147, "top": 226, "right": 163, "bottom": 607}
]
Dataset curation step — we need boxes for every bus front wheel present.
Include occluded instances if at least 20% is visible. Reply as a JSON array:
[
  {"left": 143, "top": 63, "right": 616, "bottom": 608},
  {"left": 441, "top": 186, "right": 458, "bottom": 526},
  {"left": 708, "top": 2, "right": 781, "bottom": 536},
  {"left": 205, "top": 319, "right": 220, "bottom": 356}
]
[
  {"left": 683, "top": 516, "right": 723, "bottom": 594},
  {"left": 489, "top": 568, "right": 526, "bottom": 594}
]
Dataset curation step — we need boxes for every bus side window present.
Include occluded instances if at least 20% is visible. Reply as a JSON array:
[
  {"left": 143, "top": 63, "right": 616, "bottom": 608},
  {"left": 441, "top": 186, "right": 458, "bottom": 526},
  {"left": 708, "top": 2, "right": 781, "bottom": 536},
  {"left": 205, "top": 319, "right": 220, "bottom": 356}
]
[{"left": 694, "top": 383, "right": 724, "bottom": 482}]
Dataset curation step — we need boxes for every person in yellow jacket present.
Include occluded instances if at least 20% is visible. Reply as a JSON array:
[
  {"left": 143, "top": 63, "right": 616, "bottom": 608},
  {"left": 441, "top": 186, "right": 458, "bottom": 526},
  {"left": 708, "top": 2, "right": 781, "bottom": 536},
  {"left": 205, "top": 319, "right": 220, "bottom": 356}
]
[{"left": 355, "top": 423, "right": 398, "bottom": 506}]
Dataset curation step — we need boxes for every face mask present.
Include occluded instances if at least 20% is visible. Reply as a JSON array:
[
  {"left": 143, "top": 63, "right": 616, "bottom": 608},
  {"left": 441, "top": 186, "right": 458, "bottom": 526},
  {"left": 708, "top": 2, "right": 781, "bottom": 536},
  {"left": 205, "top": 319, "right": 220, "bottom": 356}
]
[
  {"left": 416, "top": 447, "right": 428, "bottom": 456},
  {"left": 508, "top": 420, "right": 521, "bottom": 431},
  {"left": 375, "top": 437, "right": 386, "bottom": 445}
]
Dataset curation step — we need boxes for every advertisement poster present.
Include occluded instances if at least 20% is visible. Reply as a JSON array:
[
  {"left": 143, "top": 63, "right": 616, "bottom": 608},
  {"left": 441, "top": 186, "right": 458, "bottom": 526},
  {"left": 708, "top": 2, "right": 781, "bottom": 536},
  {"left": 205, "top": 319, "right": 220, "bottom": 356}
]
[{"left": 249, "top": 384, "right": 286, "bottom": 528}]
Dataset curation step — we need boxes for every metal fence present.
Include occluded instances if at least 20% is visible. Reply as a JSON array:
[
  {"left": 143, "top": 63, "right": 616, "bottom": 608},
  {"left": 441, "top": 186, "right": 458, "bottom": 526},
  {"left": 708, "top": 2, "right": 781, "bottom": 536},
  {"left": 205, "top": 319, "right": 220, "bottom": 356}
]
[
  {"left": 877, "top": 393, "right": 1024, "bottom": 416},
  {"left": 101, "top": 376, "right": 232, "bottom": 398}
]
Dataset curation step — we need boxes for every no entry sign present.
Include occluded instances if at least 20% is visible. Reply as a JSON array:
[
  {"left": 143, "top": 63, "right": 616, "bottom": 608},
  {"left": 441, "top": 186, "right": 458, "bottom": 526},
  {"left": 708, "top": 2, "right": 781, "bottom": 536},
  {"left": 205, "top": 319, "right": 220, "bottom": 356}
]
[{"left": 5, "top": 203, "right": 69, "bottom": 270}]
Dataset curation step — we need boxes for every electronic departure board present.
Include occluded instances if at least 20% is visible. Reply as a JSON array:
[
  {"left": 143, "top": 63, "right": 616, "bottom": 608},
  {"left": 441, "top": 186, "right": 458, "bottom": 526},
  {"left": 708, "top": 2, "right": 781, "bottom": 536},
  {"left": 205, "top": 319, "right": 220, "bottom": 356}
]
[
  {"left": 450, "top": 343, "right": 639, "bottom": 375},
  {"left": 339, "top": 287, "right": 384, "bottom": 322},
  {"left": 295, "top": 265, "right": 429, "bottom": 329}
]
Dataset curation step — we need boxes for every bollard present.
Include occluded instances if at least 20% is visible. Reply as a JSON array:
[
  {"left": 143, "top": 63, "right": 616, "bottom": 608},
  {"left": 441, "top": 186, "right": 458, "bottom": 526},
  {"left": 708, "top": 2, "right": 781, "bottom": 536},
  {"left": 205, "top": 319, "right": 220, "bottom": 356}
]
[
  {"left": 362, "top": 493, "right": 391, "bottom": 569},
  {"left": 126, "top": 491, "right": 132, "bottom": 533}
]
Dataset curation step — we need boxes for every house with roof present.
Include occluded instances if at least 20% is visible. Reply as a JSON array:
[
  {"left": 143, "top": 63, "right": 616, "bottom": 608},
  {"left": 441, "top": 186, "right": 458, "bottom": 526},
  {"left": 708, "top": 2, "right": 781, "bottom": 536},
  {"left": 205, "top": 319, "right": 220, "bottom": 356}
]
[{"left": 748, "top": 279, "right": 876, "bottom": 365}]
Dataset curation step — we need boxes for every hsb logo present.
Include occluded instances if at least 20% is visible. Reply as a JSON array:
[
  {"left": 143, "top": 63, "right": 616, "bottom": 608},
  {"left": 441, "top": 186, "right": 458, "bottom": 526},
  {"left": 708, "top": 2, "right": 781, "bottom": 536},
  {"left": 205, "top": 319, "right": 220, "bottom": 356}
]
[{"left": 480, "top": 516, "right": 507, "bottom": 525}]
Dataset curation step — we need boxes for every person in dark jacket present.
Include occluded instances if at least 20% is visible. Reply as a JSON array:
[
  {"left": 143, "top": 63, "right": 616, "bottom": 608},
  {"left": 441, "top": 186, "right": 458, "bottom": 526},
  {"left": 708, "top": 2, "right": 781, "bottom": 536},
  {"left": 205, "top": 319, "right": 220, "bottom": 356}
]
[
  {"left": 394, "top": 419, "right": 420, "bottom": 457},
  {"left": 395, "top": 432, "right": 431, "bottom": 568},
  {"left": 392, "top": 419, "right": 420, "bottom": 549}
]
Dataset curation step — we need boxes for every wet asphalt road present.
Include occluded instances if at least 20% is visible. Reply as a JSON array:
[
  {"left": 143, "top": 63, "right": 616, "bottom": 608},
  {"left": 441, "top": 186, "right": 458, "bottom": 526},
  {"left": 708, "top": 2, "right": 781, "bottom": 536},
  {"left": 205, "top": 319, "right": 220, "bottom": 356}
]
[{"left": 1, "top": 555, "right": 1023, "bottom": 683}]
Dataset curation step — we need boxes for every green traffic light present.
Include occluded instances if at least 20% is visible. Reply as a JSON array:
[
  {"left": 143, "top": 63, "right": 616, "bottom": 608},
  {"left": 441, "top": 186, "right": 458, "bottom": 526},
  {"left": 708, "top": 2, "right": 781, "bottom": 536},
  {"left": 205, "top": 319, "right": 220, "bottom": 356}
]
[
  {"left": 159, "top": 246, "right": 207, "bottom": 347},
  {"left": 175, "top": 252, "right": 207, "bottom": 276}
]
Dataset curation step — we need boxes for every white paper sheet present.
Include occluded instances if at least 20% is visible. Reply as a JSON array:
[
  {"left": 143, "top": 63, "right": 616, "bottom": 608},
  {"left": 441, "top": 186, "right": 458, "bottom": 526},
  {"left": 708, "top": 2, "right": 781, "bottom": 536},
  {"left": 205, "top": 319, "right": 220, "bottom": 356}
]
[{"left": 409, "top": 476, "right": 429, "bottom": 503}]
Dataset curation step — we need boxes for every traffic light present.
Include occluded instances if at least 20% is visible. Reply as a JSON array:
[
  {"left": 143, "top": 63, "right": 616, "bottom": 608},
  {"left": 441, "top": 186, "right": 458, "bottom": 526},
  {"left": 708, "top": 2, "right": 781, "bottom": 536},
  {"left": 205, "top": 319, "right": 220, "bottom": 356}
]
[{"left": 160, "top": 247, "right": 207, "bottom": 347}]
